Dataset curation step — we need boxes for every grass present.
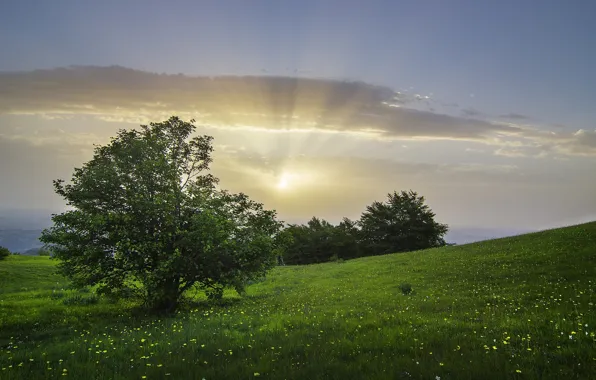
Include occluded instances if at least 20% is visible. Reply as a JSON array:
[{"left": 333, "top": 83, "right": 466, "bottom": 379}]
[{"left": 1, "top": 223, "right": 595, "bottom": 379}]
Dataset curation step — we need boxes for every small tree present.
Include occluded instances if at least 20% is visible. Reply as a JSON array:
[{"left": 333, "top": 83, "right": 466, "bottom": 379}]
[
  {"left": 359, "top": 190, "right": 448, "bottom": 255},
  {"left": 0, "top": 246, "right": 10, "bottom": 260},
  {"left": 41, "top": 116, "right": 282, "bottom": 311}
]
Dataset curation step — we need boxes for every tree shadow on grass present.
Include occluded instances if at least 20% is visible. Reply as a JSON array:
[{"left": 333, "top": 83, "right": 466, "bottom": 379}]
[
  {"left": 0, "top": 289, "right": 275, "bottom": 350},
  {"left": 179, "top": 293, "right": 273, "bottom": 311}
]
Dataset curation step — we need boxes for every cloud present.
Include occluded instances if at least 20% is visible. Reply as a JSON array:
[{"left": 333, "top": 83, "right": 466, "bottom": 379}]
[
  {"left": 499, "top": 113, "right": 530, "bottom": 120},
  {"left": 0, "top": 66, "right": 521, "bottom": 143},
  {"left": 510, "top": 127, "right": 596, "bottom": 157},
  {"left": 494, "top": 148, "right": 529, "bottom": 158},
  {"left": 556, "top": 129, "right": 596, "bottom": 156},
  {"left": 1, "top": 66, "right": 595, "bottom": 156}
]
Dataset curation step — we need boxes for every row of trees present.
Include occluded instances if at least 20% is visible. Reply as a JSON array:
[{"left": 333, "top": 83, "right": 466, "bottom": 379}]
[
  {"left": 40, "top": 116, "right": 448, "bottom": 311},
  {"left": 278, "top": 190, "right": 448, "bottom": 265}
]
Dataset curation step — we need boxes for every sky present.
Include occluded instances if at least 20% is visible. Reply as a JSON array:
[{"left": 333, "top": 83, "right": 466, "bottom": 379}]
[{"left": 1, "top": 0, "right": 595, "bottom": 239}]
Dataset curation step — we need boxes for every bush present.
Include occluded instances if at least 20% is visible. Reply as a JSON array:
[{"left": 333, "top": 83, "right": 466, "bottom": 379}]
[
  {"left": 399, "top": 283, "right": 413, "bottom": 295},
  {"left": 62, "top": 293, "right": 99, "bottom": 306},
  {"left": 205, "top": 286, "right": 224, "bottom": 302},
  {"left": 0, "top": 246, "right": 10, "bottom": 260},
  {"left": 50, "top": 290, "right": 66, "bottom": 300}
]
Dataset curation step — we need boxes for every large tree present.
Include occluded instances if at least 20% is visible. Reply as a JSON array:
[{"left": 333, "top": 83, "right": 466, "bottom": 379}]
[
  {"left": 359, "top": 190, "right": 448, "bottom": 255},
  {"left": 41, "top": 117, "right": 282, "bottom": 310}
]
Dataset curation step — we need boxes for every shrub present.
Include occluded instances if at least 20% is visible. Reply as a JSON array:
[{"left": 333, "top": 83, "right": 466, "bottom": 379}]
[
  {"left": 0, "top": 246, "right": 11, "bottom": 260},
  {"left": 50, "top": 290, "right": 66, "bottom": 300},
  {"left": 399, "top": 283, "right": 413, "bottom": 295},
  {"left": 205, "top": 286, "right": 224, "bottom": 302},
  {"left": 62, "top": 293, "right": 99, "bottom": 306}
]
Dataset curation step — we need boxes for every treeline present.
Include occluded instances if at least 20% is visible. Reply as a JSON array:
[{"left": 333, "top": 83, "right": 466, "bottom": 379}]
[{"left": 277, "top": 190, "right": 448, "bottom": 265}]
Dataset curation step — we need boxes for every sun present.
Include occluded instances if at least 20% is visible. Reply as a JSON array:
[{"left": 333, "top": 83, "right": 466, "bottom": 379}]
[
  {"left": 274, "top": 170, "right": 317, "bottom": 191},
  {"left": 276, "top": 173, "right": 291, "bottom": 190}
]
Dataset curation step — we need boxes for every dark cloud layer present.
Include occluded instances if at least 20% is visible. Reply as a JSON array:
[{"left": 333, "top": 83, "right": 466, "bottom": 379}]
[
  {"left": 0, "top": 66, "right": 520, "bottom": 142},
  {"left": 0, "top": 66, "right": 594, "bottom": 156}
]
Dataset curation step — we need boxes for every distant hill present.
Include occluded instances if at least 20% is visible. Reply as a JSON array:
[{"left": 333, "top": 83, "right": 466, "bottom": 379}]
[
  {"left": 0, "top": 229, "right": 44, "bottom": 253},
  {"left": 444, "top": 227, "right": 535, "bottom": 245},
  {"left": 0, "top": 208, "right": 55, "bottom": 253}
]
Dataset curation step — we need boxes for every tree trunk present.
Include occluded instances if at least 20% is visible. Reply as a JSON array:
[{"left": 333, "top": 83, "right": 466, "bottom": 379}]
[{"left": 149, "top": 277, "right": 180, "bottom": 312}]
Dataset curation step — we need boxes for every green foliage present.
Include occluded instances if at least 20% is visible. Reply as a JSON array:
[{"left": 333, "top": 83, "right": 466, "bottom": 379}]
[
  {"left": 282, "top": 217, "right": 362, "bottom": 265},
  {"left": 40, "top": 116, "right": 282, "bottom": 311},
  {"left": 280, "top": 191, "right": 447, "bottom": 265},
  {"left": 204, "top": 285, "right": 225, "bottom": 302},
  {"left": 1, "top": 223, "right": 596, "bottom": 379},
  {"left": 0, "top": 246, "right": 10, "bottom": 260},
  {"left": 359, "top": 190, "right": 448, "bottom": 255},
  {"left": 62, "top": 292, "right": 99, "bottom": 306}
]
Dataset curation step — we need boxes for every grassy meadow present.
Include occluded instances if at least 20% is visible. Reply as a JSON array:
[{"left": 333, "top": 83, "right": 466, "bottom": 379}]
[{"left": 1, "top": 222, "right": 595, "bottom": 379}]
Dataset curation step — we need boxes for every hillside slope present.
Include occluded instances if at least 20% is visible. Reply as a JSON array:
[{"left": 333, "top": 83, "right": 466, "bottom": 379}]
[{"left": 1, "top": 222, "right": 595, "bottom": 379}]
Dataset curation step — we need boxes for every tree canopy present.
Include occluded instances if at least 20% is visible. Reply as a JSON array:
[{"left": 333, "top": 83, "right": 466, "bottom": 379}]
[
  {"left": 279, "top": 191, "right": 448, "bottom": 265},
  {"left": 41, "top": 117, "right": 282, "bottom": 310},
  {"left": 359, "top": 190, "right": 448, "bottom": 255},
  {"left": 282, "top": 217, "right": 361, "bottom": 265}
]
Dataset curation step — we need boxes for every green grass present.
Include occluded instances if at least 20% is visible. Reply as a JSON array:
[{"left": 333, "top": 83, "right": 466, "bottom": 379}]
[{"left": 1, "top": 223, "right": 595, "bottom": 379}]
